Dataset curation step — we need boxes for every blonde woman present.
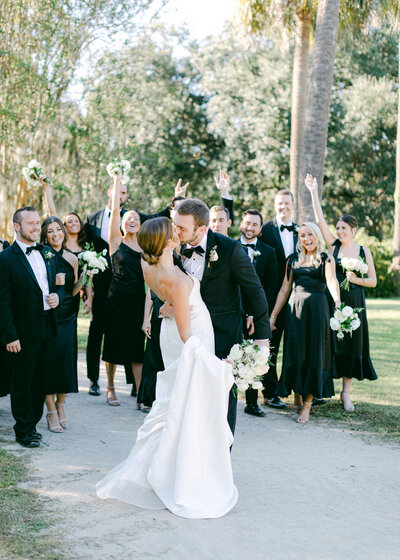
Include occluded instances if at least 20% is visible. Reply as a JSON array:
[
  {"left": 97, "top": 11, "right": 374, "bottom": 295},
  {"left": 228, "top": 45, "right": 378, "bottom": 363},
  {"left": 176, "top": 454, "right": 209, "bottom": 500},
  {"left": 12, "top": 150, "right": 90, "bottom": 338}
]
[{"left": 270, "top": 223, "right": 341, "bottom": 423}]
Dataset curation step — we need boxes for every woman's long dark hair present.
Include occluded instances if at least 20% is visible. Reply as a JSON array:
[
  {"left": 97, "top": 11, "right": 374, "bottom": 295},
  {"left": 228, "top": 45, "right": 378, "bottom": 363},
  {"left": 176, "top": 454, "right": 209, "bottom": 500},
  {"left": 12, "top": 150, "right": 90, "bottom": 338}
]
[
  {"left": 40, "top": 216, "right": 67, "bottom": 249},
  {"left": 63, "top": 211, "right": 87, "bottom": 248}
]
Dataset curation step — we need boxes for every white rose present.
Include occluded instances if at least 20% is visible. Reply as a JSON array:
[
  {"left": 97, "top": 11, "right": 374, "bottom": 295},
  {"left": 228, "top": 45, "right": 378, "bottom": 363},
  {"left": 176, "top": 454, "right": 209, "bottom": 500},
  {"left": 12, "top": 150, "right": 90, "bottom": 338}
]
[
  {"left": 236, "top": 382, "right": 248, "bottom": 392},
  {"left": 244, "top": 345, "right": 255, "bottom": 356},
  {"left": 359, "top": 262, "right": 368, "bottom": 275},
  {"left": 106, "top": 163, "right": 114, "bottom": 176},
  {"left": 252, "top": 381, "right": 263, "bottom": 390},
  {"left": 342, "top": 306, "right": 353, "bottom": 318},
  {"left": 334, "top": 310, "right": 345, "bottom": 322},
  {"left": 330, "top": 318, "right": 341, "bottom": 331},
  {"left": 228, "top": 344, "right": 242, "bottom": 362},
  {"left": 28, "top": 159, "right": 39, "bottom": 168},
  {"left": 341, "top": 257, "right": 350, "bottom": 269},
  {"left": 350, "top": 318, "right": 361, "bottom": 330},
  {"left": 337, "top": 331, "right": 344, "bottom": 340}
]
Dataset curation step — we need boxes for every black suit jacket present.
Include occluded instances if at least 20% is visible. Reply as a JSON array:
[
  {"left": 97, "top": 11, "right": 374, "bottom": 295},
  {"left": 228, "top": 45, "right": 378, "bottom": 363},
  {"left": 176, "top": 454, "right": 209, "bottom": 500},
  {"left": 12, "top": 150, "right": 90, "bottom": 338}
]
[
  {"left": 198, "top": 230, "right": 271, "bottom": 358},
  {"left": 260, "top": 218, "right": 298, "bottom": 288},
  {"left": 238, "top": 239, "right": 278, "bottom": 312},
  {"left": 0, "top": 243, "right": 63, "bottom": 345}
]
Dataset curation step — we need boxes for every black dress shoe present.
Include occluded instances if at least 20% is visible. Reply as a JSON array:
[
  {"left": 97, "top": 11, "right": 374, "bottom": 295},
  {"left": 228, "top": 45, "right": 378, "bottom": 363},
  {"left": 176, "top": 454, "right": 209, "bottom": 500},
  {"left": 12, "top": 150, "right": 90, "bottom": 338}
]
[
  {"left": 266, "top": 396, "right": 288, "bottom": 409},
  {"left": 130, "top": 386, "right": 137, "bottom": 397},
  {"left": 312, "top": 398, "right": 326, "bottom": 406},
  {"left": 244, "top": 404, "right": 265, "bottom": 417},
  {"left": 31, "top": 431, "right": 43, "bottom": 440},
  {"left": 16, "top": 435, "right": 40, "bottom": 448},
  {"left": 88, "top": 381, "right": 101, "bottom": 396}
]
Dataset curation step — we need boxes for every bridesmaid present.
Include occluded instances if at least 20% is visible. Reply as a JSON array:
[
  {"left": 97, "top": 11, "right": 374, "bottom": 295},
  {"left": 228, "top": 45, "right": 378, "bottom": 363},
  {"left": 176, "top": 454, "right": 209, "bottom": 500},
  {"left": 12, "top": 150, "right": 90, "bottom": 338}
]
[
  {"left": 270, "top": 223, "right": 341, "bottom": 423},
  {"left": 40, "top": 217, "right": 82, "bottom": 431},
  {"left": 102, "top": 174, "right": 145, "bottom": 407},
  {"left": 305, "top": 174, "right": 377, "bottom": 411}
]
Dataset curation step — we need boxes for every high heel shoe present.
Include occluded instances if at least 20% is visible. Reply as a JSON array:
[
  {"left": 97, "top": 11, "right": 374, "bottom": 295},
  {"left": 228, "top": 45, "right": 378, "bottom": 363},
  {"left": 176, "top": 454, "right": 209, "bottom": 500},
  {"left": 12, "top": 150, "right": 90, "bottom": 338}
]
[
  {"left": 46, "top": 411, "right": 64, "bottom": 433},
  {"left": 296, "top": 401, "right": 312, "bottom": 424},
  {"left": 107, "top": 386, "right": 120, "bottom": 406},
  {"left": 55, "top": 401, "right": 67, "bottom": 428}
]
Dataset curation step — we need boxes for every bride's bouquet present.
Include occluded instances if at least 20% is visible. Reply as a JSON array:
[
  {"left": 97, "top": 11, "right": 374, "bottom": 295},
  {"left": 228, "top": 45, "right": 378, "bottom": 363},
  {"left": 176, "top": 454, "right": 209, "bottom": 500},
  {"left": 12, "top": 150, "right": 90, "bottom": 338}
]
[
  {"left": 22, "top": 159, "right": 49, "bottom": 187},
  {"left": 340, "top": 256, "right": 368, "bottom": 291},
  {"left": 227, "top": 340, "right": 270, "bottom": 393},
  {"left": 78, "top": 243, "right": 108, "bottom": 288},
  {"left": 106, "top": 158, "right": 131, "bottom": 183},
  {"left": 329, "top": 303, "right": 363, "bottom": 341}
]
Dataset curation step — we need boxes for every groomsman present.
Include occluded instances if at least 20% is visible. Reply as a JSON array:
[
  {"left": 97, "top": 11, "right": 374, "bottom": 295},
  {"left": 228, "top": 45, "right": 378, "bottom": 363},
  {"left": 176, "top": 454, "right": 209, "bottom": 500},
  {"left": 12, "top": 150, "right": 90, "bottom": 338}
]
[
  {"left": 238, "top": 209, "right": 278, "bottom": 417},
  {"left": 260, "top": 189, "right": 297, "bottom": 409},
  {"left": 84, "top": 180, "right": 185, "bottom": 396},
  {"left": 173, "top": 199, "right": 271, "bottom": 434},
  {"left": 0, "top": 207, "right": 62, "bottom": 447}
]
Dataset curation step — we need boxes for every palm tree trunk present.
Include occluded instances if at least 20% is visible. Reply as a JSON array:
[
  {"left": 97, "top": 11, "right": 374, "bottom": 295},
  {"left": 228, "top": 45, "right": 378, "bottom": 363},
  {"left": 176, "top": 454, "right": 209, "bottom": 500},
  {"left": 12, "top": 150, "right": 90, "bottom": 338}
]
[
  {"left": 290, "top": 10, "right": 311, "bottom": 222},
  {"left": 390, "top": 32, "right": 400, "bottom": 274},
  {"left": 297, "top": 0, "right": 340, "bottom": 222}
]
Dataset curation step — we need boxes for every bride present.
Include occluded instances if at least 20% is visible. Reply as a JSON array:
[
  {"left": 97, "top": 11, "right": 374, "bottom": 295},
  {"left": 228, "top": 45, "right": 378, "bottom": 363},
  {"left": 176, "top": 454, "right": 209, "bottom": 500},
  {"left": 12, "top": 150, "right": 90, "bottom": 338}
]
[{"left": 96, "top": 217, "right": 238, "bottom": 518}]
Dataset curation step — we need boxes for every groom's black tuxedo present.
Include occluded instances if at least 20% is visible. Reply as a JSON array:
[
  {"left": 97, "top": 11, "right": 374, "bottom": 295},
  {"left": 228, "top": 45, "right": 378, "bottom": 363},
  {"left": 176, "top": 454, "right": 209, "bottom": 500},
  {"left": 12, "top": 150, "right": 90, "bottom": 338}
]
[
  {"left": 199, "top": 230, "right": 271, "bottom": 360},
  {"left": 259, "top": 218, "right": 298, "bottom": 399},
  {"left": 0, "top": 242, "right": 63, "bottom": 438}
]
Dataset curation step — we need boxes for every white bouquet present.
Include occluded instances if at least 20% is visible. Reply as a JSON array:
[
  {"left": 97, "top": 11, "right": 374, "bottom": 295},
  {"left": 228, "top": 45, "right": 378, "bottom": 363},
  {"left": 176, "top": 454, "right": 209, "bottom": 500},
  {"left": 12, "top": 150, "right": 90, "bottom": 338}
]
[
  {"left": 340, "top": 256, "right": 368, "bottom": 291},
  {"left": 227, "top": 339, "right": 270, "bottom": 394},
  {"left": 22, "top": 159, "right": 49, "bottom": 187},
  {"left": 329, "top": 303, "right": 363, "bottom": 341},
  {"left": 106, "top": 158, "right": 131, "bottom": 183},
  {"left": 78, "top": 243, "right": 109, "bottom": 287}
]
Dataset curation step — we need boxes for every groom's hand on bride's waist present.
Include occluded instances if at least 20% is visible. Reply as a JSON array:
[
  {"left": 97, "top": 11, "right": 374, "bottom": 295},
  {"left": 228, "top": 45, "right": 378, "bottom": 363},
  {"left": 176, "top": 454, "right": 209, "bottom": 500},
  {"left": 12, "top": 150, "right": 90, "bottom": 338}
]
[{"left": 159, "top": 302, "right": 193, "bottom": 318}]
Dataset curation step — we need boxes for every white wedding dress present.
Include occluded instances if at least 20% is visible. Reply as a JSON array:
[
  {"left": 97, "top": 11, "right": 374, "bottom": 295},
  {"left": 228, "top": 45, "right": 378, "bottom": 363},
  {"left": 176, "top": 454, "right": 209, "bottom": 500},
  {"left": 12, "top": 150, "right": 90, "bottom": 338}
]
[{"left": 96, "top": 277, "right": 238, "bottom": 519}]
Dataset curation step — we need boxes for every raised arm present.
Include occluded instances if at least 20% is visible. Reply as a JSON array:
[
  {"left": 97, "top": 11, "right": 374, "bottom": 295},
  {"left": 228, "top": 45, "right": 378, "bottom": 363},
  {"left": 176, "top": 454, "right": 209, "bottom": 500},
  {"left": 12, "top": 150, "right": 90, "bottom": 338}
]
[
  {"left": 304, "top": 174, "right": 336, "bottom": 247},
  {"left": 108, "top": 174, "right": 123, "bottom": 255},
  {"left": 215, "top": 170, "right": 234, "bottom": 224},
  {"left": 40, "top": 177, "right": 58, "bottom": 217}
]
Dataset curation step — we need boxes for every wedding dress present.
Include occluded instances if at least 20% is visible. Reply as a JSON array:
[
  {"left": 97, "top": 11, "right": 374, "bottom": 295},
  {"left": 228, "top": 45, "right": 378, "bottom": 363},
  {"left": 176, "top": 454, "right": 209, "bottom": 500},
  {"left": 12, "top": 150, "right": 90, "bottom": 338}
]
[{"left": 96, "top": 277, "right": 238, "bottom": 519}]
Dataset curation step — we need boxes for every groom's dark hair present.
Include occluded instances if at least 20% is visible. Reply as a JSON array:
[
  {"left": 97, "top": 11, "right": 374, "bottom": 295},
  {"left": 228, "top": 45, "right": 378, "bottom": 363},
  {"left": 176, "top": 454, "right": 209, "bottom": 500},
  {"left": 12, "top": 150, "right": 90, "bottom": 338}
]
[
  {"left": 176, "top": 198, "right": 210, "bottom": 229},
  {"left": 13, "top": 206, "right": 38, "bottom": 225}
]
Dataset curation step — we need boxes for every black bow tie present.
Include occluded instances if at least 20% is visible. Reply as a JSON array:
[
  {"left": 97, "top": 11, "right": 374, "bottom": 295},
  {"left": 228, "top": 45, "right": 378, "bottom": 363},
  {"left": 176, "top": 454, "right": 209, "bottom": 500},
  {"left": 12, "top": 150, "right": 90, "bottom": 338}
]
[
  {"left": 280, "top": 224, "right": 295, "bottom": 232},
  {"left": 181, "top": 246, "right": 205, "bottom": 259},
  {"left": 26, "top": 243, "right": 43, "bottom": 255},
  {"left": 241, "top": 243, "right": 256, "bottom": 253}
]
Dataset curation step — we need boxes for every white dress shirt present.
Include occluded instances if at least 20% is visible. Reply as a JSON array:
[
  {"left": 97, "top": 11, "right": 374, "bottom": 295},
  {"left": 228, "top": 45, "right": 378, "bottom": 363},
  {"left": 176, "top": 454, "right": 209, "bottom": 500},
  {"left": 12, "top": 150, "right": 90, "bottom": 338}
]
[
  {"left": 240, "top": 235, "right": 256, "bottom": 263},
  {"left": 16, "top": 239, "right": 50, "bottom": 310},
  {"left": 101, "top": 207, "right": 112, "bottom": 243},
  {"left": 181, "top": 234, "right": 208, "bottom": 281},
  {"left": 276, "top": 218, "right": 295, "bottom": 258}
]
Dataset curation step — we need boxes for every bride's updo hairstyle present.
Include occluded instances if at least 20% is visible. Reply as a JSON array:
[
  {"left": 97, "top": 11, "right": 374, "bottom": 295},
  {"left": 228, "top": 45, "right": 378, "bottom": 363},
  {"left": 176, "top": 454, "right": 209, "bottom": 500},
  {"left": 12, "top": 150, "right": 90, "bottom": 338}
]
[{"left": 137, "top": 217, "right": 173, "bottom": 265}]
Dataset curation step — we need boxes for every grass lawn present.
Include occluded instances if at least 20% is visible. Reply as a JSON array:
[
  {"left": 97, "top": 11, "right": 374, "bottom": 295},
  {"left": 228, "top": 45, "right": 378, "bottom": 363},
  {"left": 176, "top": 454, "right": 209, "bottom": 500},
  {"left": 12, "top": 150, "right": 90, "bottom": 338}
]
[{"left": 309, "top": 298, "right": 400, "bottom": 440}]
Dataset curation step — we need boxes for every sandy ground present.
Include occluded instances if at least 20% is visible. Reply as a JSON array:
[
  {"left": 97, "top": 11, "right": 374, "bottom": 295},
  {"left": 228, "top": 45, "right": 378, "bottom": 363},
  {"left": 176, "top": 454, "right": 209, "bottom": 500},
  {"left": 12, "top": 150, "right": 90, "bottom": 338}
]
[{"left": 1, "top": 355, "right": 400, "bottom": 560}]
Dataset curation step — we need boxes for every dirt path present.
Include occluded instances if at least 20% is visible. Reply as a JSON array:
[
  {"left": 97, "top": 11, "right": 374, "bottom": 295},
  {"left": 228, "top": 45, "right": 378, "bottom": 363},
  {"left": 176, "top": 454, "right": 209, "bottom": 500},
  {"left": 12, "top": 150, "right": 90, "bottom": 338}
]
[{"left": 1, "top": 354, "right": 400, "bottom": 560}]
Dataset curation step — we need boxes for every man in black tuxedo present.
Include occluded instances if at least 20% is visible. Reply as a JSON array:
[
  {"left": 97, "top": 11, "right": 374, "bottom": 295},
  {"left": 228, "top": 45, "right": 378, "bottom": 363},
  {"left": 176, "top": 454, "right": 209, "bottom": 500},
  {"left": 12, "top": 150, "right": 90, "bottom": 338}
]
[
  {"left": 84, "top": 180, "right": 185, "bottom": 395},
  {"left": 173, "top": 199, "right": 271, "bottom": 434},
  {"left": 259, "top": 189, "right": 298, "bottom": 409},
  {"left": 238, "top": 209, "right": 278, "bottom": 417},
  {"left": 0, "top": 207, "right": 62, "bottom": 447}
]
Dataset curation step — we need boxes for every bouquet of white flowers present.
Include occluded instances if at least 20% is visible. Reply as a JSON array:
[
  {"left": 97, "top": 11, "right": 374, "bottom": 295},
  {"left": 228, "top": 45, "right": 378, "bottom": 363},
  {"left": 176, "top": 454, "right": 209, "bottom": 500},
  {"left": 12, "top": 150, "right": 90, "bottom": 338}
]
[
  {"left": 227, "top": 339, "right": 270, "bottom": 394},
  {"left": 106, "top": 158, "right": 131, "bottom": 183},
  {"left": 340, "top": 256, "right": 368, "bottom": 291},
  {"left": 78, "top": 243, "right": 108, "bottom": 287},
  {"left": 329, "top": 303, "right": 363, "bottom": 341},
  {"left": 22, "top": 159, "right": 49, "bottom": 187}
]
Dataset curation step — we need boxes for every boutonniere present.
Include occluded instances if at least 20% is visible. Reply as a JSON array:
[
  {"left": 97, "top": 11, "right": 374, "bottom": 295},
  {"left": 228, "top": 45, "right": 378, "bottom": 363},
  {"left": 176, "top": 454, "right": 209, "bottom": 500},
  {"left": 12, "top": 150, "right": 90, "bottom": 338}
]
[
  {"left": 253, "top": 250, "right": 261, "bottom": 258},
  {"left": 294, "top": 225, "right": 300, "bottom": 234},
  {"left": 43, "top": 250, "right": 54, "bottom": 260},
  {"left": 208, "top": 245, "right": 218, "bottom": 268}
]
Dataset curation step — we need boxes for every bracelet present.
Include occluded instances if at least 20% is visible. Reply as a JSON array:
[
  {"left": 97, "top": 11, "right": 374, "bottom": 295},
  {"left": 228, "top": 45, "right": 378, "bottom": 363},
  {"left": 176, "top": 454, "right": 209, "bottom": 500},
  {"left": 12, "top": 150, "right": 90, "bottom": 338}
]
[{"left": 271, "top": 314, "right": 277, "bottom": 320}]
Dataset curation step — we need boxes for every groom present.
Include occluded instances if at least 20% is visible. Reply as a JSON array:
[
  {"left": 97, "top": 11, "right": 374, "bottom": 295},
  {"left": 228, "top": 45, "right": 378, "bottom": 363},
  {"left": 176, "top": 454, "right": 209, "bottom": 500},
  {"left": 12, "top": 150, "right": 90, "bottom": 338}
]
[{"left": 173, "top": 199, "right": 271, "bottom": 434}]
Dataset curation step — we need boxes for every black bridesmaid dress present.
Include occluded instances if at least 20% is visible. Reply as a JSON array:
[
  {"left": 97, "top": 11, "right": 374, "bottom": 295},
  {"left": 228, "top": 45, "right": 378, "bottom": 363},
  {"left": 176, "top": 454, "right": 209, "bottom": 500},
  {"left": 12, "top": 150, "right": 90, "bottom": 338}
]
[
  {"left": 278, "top": 253, "right": 335, "bottom": 399},
  {"left": 46, "top": 250, "right": 79, "bottom": 394},
  {"left": 102, "top": 243, "right": 145, "bottom": 365},
  {"left": 331, "top": 241, "right": 377, "bottom": 381}
]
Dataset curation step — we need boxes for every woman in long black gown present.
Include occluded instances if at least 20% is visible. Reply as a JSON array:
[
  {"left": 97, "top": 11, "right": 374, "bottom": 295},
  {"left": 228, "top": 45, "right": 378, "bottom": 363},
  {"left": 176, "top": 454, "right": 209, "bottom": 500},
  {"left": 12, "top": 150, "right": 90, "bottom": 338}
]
[
  {"left": 40, "top": 217, "right": 82, "bottom": 432},
  {"left": 102, "top": 174, "right": 145, "bottom": 408},
  {"left": 305, "top": 175, "right": 377, "bottom": 412},
  {"left": 270, "top": 223, "right": 341, "bottom": 423}
]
